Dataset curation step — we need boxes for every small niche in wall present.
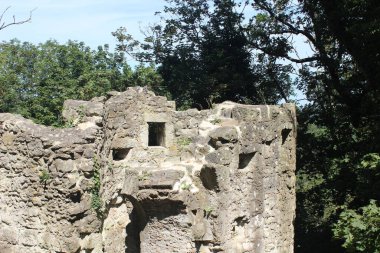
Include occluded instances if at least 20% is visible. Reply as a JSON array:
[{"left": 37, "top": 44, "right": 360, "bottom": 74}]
[
  {"left": 281, "top": 128, "right": 292, "bottom": 145},
  {"left": 238, "top": 152, "right": 256, "bottom": 169},
  {"left": 200, "top": 165, "right": 219, "bottom": 191},
  {"left": 148, "top": 122, "right": 166, "bottom": 147},
  {"left": 113, "top": 148, "right": 131, "bottom": 161},
  {"left": 68, "top": 191, "right": 81, "bottom": 203}
]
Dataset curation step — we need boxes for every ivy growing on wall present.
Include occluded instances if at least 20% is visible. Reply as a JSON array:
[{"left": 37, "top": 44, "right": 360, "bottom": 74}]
[{"left": 91, "top": 156, "right": 103, "bottom": 218}]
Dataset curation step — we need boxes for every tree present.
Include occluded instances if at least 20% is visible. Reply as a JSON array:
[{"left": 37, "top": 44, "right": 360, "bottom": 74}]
[
  {"left": 113, "top": 0, "right": 293, "bottom": 109},
  {"left": 316, "top": 0, "right": 380, "bottom": 92},
  {"left": 0, "top": 39, "right": 163, "bottom": 126},
  {"left": 245, "top": 0, "right": 380, "bottom": 252}
]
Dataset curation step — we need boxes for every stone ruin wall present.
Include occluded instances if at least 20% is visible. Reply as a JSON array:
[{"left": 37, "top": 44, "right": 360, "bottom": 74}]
[{"left": 0, "top": 87, "right": 296, "bottom": 253}]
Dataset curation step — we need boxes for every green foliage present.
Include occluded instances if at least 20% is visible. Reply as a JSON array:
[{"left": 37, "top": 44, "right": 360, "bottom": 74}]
[
  {"left": 91, "top": 157, "right": 103, "bottom": 218},
  {"left": 244, "top": 0, "right": 380, "bottom": 251},
  {"left": 107, "top": 161, "right": 114, "bottom": 172},
  {"left": 39, "top": 169, "right": 50, "bottom": 184},
  {"left": 180, "top": 182, "right": 192, "bottom": 191},
  {"left": 210, "top": 118, "right": 221, "bottom": 125},
  {"left": 204, "top": 206, "right": 214, "bottom": 217},
  {"left": 113, "top": 0, "right": 293, "bottom": 109},
  {"left": 91, "top": 194, "right": 102, "bottom": 218},
  {"left": 360, "top": 153, "right": 380, "bottom": 170},
  {"left": 138, "top": 171, "right": 152, "bottom": 181},
  {"left": 296, "top": 172, "right": 324, "bottom": 193},
  {"left": 61, "top": 105, "right": 87, "bottom": 128},
  {"left": 62, "top": 118, "right": 75, "bottom": 128},
  {"left": 306, "top": 124, "right": 329, "bottom": 139},
  {"left": 333, "top": 200, "right": 380, "bottom": 252},
  {"left": 0, "top": 39, "right": 163, "bottom": 126},
  {"left": 296, "top": 108, "right": 380, "bottom": 252},
  {"left": 177, "top": 137, "right": 192, "bottom": 147},
  {"left": 0, "top": 40, "right": 111, "bottom": 125}
]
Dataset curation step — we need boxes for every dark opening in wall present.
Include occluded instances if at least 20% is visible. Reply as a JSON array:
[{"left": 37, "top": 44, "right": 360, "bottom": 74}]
[
  {"left": 281, "top": 128, "right": 292, "bottom": 145},
  {"left": 200, "top": 165, "right": 219, "bottom": 191},
  {"left": 68, "top": 191, "right": 81, "bottom": 203},
  {"left": 125, "top": 196, "right": 147, "bottom": 253},
  {"left": 113, "top": 148, "right": 131, "bottom": 161},
  {"left": 238, "top": 152, "right": 256, "bottom": 169},
  {"left": 148, "top": 122, "right": 165, "bottom": 147},
  {"left": 125, "top": 208, "right": 141, "bottom": 253}
]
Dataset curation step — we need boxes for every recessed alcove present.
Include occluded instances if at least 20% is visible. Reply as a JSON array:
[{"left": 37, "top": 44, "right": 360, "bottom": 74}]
[
  {"left": 68, "top": 191, "right": 81, "bottom": 203},
  {"left": 124, "top": 197, "right": 189, "bottom": 253},
  {"left": 238, "top": 152, "right": 256, "bottom": 169},
  {"left": 200, "top": 165, "right": 219, "bottom": 191},
  {"left": 281, "top": 128, "right": 292, "bottom": 145},
  {"left": 112, "top": 148, "right": 131, "bottom": 161}
]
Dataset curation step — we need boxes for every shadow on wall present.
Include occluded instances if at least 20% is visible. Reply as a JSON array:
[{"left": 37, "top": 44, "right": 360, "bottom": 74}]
[{"left": 125, "top": 196, "right": 146, "bottom": 253}]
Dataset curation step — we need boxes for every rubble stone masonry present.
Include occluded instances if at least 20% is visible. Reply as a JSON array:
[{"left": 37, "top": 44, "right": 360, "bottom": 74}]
[{"left": 0, "top": 87, "right": 296, "bottom": 253}]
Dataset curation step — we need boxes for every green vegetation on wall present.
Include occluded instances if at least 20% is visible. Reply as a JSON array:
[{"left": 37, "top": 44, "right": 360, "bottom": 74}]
[{"left": 91, "top": 157, "right": 103, "bottom": 218}]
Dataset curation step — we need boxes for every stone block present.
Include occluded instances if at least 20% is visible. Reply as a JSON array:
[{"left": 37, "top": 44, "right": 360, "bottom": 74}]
[
  {"left": 53, "top": 159, "right": 75, "bottom": 173},
  {"left": 205, "top": 148, "right": 233, "bottom": 165},
  {"left": 209, "top": 126, "right": 238, "bottom": 143},
  {"left": 138, "top": 169, "right": 185, "bottom": 189}
]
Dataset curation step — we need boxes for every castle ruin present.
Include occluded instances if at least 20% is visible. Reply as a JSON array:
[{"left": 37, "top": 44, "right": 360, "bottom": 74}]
[{"left": 0, "top": 87, "right": 296, "bottom": 253}]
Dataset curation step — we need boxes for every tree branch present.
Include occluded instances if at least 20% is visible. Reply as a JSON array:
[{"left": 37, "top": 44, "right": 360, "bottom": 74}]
[
  {"left": 282, "top": 54, "right": 319, "bottom": 64},
  {"left": 252, "top": 43, "right": 319, "bottom": 63},
  {"left": 317, "top": 0, "right": 379, "bottom": 92},
  {"left": 0, "top": 6, "right": 35, "bottom": 31},
  {"left": 253, "top": 0, "right": 317, "bottom": 46}
]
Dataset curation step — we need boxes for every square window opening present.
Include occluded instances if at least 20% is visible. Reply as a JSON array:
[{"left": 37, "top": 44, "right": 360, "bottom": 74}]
[{"left": 148, "top": 122, "right": 166, "bottom": 147}]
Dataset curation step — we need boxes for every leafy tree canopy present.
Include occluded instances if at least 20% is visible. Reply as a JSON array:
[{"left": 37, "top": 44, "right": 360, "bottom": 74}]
[
  {"left": 113, "top": 0, "right": 294, "bottom": 109},
  {"left": 0, "top": 39, "right": 162, "bottom": 126}
]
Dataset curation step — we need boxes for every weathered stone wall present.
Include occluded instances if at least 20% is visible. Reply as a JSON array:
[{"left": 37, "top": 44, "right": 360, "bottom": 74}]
[
  {"left": 0, "top": 111, "right": 103, "bottom": 252},
  {"left": 0, "top": 87, "right": 296, "bottom": 253}
]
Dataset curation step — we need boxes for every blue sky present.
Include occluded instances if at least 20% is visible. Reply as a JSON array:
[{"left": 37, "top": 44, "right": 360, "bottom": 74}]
[
  {"left": 1, "top": 1, "right": 312, "bottom": 59},
  {"left": 1, "top": 0, "right": 166, "bottom": 49}
]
